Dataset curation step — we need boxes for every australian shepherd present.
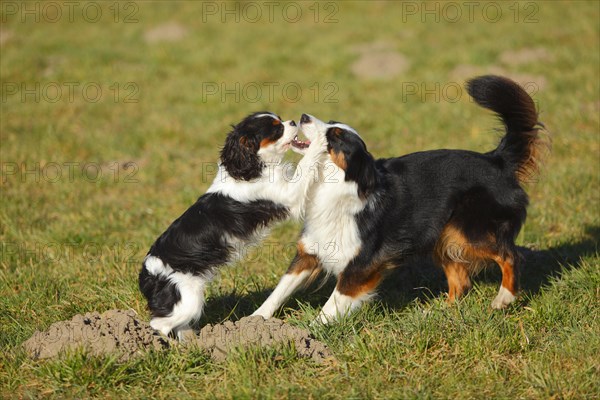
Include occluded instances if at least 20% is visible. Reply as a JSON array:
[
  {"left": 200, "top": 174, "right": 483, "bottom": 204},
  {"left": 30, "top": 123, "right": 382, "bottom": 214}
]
[{"left": 253, "top": 76, "right": 549, "bottom": 323}]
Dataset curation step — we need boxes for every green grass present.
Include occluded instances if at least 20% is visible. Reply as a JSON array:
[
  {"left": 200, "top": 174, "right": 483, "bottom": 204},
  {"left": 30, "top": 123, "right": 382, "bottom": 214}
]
[{"left": 1, "top": 1, "right": 599, "bottom": 398}]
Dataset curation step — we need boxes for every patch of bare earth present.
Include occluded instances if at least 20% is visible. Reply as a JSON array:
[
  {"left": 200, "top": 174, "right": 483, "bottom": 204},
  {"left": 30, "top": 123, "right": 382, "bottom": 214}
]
[
  {"left": 350, "top": 41, "right": 410, "bottom": 80},
  {"left": 22, "top": 310, "right": 332, "bottom": 363},
  {"left": 144, "top": 22, "right": 187, "bottom": 44},
  {"left": 450, "top": 47, "right": 552, "bottom": 91},
  {"left": 499, "top": 47, "right": 554, "bottom": 66},
  {"left": 0, "top": 28, "right": 13, "bottom": 46}
]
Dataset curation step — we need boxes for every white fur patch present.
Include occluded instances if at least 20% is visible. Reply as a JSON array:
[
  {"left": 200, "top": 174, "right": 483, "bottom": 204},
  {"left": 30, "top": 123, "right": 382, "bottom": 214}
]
[
  {"left": 144, "top": 255, "right": 173, "bottom": 277},
  {"left": 254, "top": 112, "right": 279, "bottom": 119},
  {"left": 491, "top": 285, "right": 516, "bottom": 309},
  {"left": 330, "top": 122, "right": 361, "bottom": 137},
  {"left": 316, "top": 289, "right": 364, "bottom": 324},
  {"left": 150, "top": 272, "right": 210, "bottom": 338},
  {"left": 251, "top": 270, "right": 311, "bottom": 319},
  {"left": 257, "top": 120, "right": 299, "bottom": 162},
  {"left": 301, "top": 160, "right": 364, "bottom": 276}
]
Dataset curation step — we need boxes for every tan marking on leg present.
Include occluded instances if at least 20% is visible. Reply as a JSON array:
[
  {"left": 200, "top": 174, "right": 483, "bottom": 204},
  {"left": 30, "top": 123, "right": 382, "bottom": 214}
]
[
  {"left": 337, "top": 262, "right": 392, "bottom": 299},
  {"left": 435, "top": 224, "right": 469, "bottom": 264},
  {"left": 287, "top": 243, "right": 321, "bottom": 287},
  {"left": 339, "top": 271, "right": 382, "bottom": 298},
  {"left": 493, "top": 255, "right": 517, "bottom": 295},
  {"left": 443, "top": 262, "right": 472, "bottom": 302},
  {"left": 435, "top": 222, "right": 499, "bottom": 300}
]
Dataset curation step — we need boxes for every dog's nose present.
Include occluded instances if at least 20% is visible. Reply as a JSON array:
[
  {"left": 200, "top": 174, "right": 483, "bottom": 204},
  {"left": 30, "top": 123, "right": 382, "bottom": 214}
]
[
  {"left": 289, "top": 120, "right": 296, "bottom": 127},
  {"left": 300, "top": 114, "right": 311, "bottom": 124}
]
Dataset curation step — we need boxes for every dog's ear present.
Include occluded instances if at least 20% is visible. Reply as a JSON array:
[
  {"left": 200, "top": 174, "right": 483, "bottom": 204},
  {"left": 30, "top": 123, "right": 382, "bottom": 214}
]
[
  {"left": 220, "top": 129, "right": 263, "bottom": 181},
  {"left": 345, "top": 146, "right": 376, "bottom": 199}
]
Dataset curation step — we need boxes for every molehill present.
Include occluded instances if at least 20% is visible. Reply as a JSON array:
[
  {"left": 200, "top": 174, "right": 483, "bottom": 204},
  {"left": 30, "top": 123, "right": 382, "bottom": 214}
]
[{"left": 22, "top": 309, "right": 332, "bottom": 363}]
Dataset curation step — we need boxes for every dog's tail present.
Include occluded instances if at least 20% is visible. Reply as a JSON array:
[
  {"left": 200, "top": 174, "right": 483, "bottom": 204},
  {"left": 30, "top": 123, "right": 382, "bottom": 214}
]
[{"left": 466, "top": 75, "right": 550, "bottom": 184}]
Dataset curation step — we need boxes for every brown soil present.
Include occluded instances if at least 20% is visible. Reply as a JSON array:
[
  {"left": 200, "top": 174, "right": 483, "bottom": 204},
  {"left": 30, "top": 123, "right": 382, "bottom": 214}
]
[
  {"left": 22, "top": 310, "right": 332, "bottom": 363},
  {"left": 350, "top": 41, "right": 410, "bottom": 80},
  {"left": 499, "top": 47, "right": 554, "bottom": 66},
  {"left": 143, "top": 22, "right": 187, "bottom": 44},
  {"left": 0, "top": 28, "right": 13, "bottom": 46}
]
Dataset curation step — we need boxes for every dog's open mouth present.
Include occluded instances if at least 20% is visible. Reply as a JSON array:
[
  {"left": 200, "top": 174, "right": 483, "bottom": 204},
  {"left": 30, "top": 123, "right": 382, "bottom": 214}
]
[{"left": 291, "top": 135, "right": 310, "bottom": 150}]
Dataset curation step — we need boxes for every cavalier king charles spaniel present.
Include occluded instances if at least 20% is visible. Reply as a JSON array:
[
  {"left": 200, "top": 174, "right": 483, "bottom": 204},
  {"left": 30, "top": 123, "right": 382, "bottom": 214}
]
[{"left": 140, "top": 112, "right": 327, "bottom": 338}]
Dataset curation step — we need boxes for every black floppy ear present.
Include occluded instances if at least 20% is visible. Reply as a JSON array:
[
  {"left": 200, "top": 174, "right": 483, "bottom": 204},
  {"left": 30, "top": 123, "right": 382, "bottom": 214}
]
[
  {"left": 220, "top": 129, "right": 263, "bottom": 181},
  {"left": 345, "top": 147, "right": 376, "bottom": 199}
]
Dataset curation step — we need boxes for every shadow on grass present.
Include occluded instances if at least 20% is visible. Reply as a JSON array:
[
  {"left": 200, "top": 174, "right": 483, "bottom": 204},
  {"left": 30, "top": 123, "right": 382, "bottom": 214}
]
[
  {"left": 201, "top": 225, "right": 599, "bottom": 324},
  {"left": 518, "top": 225, "right": 599, "bottom": 294}
]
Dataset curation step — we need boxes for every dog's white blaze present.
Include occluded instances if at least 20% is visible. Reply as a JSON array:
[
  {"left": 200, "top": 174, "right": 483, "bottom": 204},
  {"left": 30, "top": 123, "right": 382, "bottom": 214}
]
[
  {"left": 491, "top": 285, "right": 516, "bottom": 309},
  {"left": 150, "top": 272, "right": 210, "bottom": 339},
  {"left": 301, "top": 160, "right": 364, "bottom": 276},
  {"left": 330, "top": 122, "right": 360, "bottom": 137},
  {"left": 251, "top": 270, "right": 312, "bottom": 319},
  {"left": 254, "top": 112, "right": 279, "bottom": 119},
  {"left": 257, "top": 120, "right": 299, "bottom": 162}
]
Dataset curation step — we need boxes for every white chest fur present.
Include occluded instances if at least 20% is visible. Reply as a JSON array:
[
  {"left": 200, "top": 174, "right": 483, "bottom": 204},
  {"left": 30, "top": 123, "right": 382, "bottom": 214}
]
[{"left": 301, "top": 161, "right": 364, "bottom": 276}]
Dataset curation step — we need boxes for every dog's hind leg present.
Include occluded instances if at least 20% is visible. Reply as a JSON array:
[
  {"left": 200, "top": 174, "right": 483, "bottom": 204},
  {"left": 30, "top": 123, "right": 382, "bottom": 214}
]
[
  {"left": 149, "top": 272, "right": 209, "bottom": 340},
  {"left": 442, "top": 261, "right": 472, "bottom": 303},
  {"left": 252, "top": 243, "right": 321, "bottom": 319},
  {"left": 491, "top": 253, "right": 519, "bottom": 309}
]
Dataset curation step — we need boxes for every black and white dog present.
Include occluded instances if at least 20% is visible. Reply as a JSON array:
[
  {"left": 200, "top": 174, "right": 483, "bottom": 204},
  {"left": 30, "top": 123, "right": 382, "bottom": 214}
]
[
  {"left": 140, "top": 112, "right": 326, "bottom": 338},
  {"left": 253, "top": 76, "right": 549, "bottom": 323}
]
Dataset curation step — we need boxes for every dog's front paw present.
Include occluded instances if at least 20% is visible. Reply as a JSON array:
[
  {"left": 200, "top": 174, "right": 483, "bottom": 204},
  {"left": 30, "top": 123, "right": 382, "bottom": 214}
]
[
  {"left": 250, "top": 308, "right": 272, "bottom": 320},
  {"left": 311, "top": 311, "right": 333, "bottom": 327}
]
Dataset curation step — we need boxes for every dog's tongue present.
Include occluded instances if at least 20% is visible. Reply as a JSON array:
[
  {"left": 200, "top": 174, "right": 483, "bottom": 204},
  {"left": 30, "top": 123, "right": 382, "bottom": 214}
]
[{"left": 291, "top": 136, "right": 310, "bottom": 149}]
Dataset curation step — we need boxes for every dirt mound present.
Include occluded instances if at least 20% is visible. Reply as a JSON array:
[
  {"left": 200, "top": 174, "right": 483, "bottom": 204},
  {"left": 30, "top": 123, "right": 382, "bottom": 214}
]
[
  {"left": 190, "top": 316, "right": 331, "bottom": 362},
  {"left": 23, "top": 310, "right": 169, "bottom": 362},
  {"left": 22, "top": 310, "right": 331, "bottom": 363}
]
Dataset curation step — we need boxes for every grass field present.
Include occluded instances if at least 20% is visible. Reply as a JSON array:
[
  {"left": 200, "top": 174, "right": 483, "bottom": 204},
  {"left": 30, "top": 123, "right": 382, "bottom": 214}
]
[{"left": 1, "top": 1, "right": 599, "bottom": 398}]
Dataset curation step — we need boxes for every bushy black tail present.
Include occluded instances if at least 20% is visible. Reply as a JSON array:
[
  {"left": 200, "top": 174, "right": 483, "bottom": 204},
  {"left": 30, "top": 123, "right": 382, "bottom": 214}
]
[{"left": 466, "top": 75, "right": 549, "bottom": 183}]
